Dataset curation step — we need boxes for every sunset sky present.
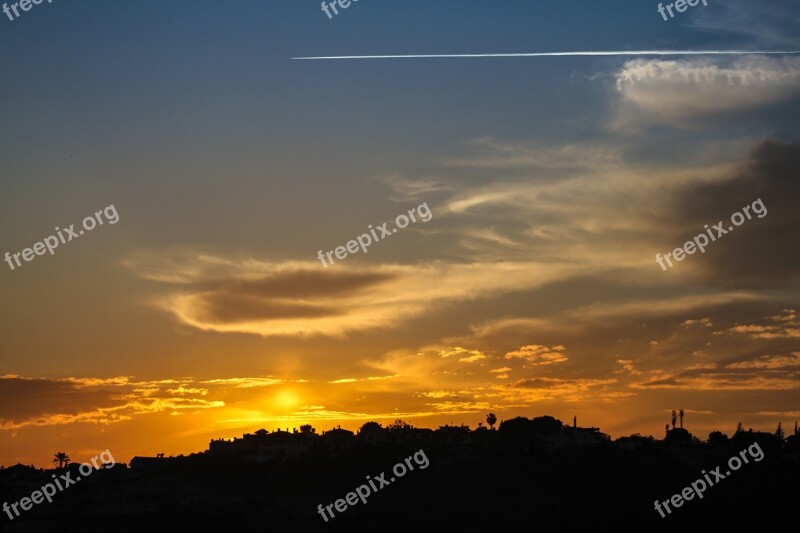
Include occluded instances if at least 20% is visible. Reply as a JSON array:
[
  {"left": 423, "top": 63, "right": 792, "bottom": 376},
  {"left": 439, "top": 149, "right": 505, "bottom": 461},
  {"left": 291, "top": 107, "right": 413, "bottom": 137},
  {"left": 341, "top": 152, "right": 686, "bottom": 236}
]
[{"left": 1, "top": 0, "right": 799, "bottom": 467}]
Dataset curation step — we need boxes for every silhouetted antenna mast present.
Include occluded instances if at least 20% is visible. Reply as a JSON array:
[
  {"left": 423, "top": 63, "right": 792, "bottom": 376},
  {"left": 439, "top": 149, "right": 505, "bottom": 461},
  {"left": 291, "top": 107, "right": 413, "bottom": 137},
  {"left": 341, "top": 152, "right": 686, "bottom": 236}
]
[
  {"left": 679, "top": 409, "right": 684, "bottom": 429},
  {"left": 671, "top": 410, "right": 677, "bottom": 429}
]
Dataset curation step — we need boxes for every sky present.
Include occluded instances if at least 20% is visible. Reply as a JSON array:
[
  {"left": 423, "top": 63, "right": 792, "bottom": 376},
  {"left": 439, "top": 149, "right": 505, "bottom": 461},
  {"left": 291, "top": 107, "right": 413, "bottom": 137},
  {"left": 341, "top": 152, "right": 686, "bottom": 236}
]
[{"left": 1, "top": 0, "right": 799, "bottom": 467}]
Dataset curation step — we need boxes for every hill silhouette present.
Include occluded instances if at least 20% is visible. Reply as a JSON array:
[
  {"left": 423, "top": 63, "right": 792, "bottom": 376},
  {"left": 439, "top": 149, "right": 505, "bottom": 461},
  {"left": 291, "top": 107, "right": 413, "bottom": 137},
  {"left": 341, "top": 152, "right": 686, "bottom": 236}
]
[{"left": 1, "top": 415, "right": 798, "bottom": 532}]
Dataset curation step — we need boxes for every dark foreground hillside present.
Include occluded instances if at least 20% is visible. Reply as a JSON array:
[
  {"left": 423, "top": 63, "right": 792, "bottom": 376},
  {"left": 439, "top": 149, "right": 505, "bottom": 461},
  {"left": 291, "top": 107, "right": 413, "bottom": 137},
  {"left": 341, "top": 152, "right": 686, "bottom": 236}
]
[{"left": 1, "top": 433, "right": 798, "bottom": 532}]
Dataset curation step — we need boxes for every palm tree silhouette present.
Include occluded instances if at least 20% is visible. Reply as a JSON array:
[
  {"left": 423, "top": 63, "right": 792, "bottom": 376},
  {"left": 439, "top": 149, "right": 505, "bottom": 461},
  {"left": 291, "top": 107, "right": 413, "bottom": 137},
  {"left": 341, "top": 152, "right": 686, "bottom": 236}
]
[
  {"left": 52, "top": 452, "right": 70, "bottom": 469},
  {"left": 486, "top": 413, "right": 497, "bottom": 430}
]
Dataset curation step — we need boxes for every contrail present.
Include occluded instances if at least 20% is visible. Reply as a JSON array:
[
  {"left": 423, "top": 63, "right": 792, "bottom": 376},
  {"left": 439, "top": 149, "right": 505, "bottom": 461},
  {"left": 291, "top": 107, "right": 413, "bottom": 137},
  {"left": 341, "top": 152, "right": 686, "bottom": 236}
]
[{"left": 293, "top": 50, "right": 800, "bottom": 60}]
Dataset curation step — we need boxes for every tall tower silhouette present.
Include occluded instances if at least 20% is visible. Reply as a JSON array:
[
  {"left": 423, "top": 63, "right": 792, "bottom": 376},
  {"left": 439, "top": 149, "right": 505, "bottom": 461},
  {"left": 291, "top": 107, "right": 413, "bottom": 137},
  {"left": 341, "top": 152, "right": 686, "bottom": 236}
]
[
  {"left": 671, "top": 410, "right": 677, "bottom": 429},
  {"left": 679, "top": 409, "right": 684, "bottom": 429}
]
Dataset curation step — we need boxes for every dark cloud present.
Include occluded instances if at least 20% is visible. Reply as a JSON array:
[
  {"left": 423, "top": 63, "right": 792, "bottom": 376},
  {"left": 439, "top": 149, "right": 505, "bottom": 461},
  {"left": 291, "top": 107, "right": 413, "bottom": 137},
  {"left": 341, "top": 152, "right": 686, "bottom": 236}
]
[
  {"left": 195, "top": 293, "right": 342, "bottom": 323},
  {"left": 672, "top": 140, "right": 800, "bottom": 288},
  {"left": 0, "top": 377, "right": 121, "bottom": 421},
  {"left": 190, "top": 270, "right": 395, "bottom": 323},
  {"left": 0, "top": 376, "right": 222, "bottom": 429},
  {"left": 217, "top": 270, "right": 396, "bottom": 298}
]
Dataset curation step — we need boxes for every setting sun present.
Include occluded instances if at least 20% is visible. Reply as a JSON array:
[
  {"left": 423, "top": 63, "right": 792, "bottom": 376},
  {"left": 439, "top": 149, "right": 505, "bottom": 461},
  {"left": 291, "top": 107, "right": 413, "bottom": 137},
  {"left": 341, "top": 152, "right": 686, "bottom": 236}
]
[{"left": 272, "top": 389, "right": 302, "bottom": 411}]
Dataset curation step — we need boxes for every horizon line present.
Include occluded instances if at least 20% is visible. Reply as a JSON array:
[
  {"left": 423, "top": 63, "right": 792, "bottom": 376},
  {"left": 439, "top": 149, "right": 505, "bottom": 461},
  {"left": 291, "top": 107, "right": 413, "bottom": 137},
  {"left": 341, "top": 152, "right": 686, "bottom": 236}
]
[{"left": 292, "top": 50, "right": 800, "bottom": 60}]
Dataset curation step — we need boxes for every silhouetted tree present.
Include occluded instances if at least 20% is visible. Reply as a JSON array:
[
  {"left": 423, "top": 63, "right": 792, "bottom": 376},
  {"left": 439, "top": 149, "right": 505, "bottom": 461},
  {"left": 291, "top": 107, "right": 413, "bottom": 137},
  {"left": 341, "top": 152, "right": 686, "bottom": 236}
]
[
  {"left": 52, "top": 452, "right": 70, "bottom": 469},
  {"left": 387, "top": 419, "right": 413, "bottom": 432},
  {"left": 708, "top": 431, "right": 729, "bottom": 446},
  {"left": 486, "top": 413, "right": 497, "bottom": 430},
  {"left": 299, "top": 424, "right": 316, "bottom": 435},
  {"left": 498, "top": 416, "right": 533, "bottom": 445},
  {"left": 665, "top": 427, "right": 692, "bottom": 443},
  {"left": 775, "top": 422, "right": 785, "bottom": 441},
  {"left": 530, "top": 416, "right": 562, "bottom": 435},
  {"left": 436, "top": 424, "right": 471, "bottom": 439},
  {"left": 359, "top": 421, "right": 382, "bottom": 432}
]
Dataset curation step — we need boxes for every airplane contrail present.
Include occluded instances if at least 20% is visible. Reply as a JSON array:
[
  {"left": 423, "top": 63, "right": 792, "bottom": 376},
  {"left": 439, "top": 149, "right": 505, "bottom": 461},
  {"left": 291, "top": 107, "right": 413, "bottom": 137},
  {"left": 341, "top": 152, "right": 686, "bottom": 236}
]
[{"left": 293, "top": 50, "right": 800, "bottom": 60}]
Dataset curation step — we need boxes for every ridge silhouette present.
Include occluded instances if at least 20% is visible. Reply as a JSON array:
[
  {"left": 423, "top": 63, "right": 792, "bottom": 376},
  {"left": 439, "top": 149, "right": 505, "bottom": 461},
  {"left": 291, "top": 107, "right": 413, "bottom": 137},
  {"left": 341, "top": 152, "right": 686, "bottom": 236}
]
[{"left": 1, "top": 415, "right": 798, "bottom": 531}]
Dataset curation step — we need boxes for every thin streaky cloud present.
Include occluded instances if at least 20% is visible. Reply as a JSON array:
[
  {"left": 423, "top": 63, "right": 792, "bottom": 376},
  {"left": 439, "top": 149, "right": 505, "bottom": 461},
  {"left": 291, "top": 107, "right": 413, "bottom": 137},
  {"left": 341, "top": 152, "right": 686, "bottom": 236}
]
[{"left": 293, "top": 50, "right": 800, "bottom": 60}]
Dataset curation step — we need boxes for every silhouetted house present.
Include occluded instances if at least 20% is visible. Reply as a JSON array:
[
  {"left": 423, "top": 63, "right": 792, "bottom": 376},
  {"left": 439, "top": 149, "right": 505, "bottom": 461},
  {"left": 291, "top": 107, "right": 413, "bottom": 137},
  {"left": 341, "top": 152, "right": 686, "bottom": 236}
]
[
  {"left": 209, "top": 428, "right": 314, "bottom": 462},
  {"left": 566, "top": 426, "right": 610, "bottom": 447},
  {"left": 321, "top": 427, "right": 355, "bottom": 451},
  {"left": 255, "top": 429, "right": 312, "bottom": 461},
  {"left": 540, "top": 426, "right": 609, "bottom": 450},
  {"left": 209, "top": 437, "right": 239, "bottom": 456}
]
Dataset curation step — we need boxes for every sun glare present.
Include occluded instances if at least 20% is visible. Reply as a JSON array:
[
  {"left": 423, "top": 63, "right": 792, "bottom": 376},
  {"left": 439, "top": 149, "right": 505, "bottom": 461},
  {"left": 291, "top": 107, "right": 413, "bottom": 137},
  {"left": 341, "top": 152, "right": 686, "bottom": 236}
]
[{"left": 273, "top": 389, "right": 301, "bottom": 410}]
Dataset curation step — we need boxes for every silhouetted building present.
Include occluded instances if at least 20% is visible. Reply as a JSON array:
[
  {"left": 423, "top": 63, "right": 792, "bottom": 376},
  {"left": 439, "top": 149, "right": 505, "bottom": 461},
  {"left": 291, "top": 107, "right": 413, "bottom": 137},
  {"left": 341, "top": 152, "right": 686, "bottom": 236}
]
[
  {"left": 208, "top": 427, "right": 313, "bottom": 462},
  {"left": 541, "top": 425, "right": 609, "bottom": 450},
  {"left": 321, "top": 427, "right": 355, "bottom": 452}
]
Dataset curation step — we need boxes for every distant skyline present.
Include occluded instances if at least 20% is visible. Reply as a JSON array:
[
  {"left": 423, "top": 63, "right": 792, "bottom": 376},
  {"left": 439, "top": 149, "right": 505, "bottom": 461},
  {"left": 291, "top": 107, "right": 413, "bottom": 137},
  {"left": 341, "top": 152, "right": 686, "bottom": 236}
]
[{"left": 2, "top": 0, "right": 799, "bottom": 468}]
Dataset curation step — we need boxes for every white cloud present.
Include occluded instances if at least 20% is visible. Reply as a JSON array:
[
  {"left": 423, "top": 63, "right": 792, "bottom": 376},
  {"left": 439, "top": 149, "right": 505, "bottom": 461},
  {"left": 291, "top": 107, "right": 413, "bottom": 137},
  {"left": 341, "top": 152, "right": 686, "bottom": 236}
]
[{"left": 614, "top": 56, "right": 800, "bottom": 128}]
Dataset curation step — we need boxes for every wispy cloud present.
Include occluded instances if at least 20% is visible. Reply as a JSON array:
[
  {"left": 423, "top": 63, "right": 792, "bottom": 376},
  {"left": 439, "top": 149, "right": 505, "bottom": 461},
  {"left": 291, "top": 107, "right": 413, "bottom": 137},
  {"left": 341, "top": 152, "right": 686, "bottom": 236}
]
[
  {"left": 125, "top": 250, "right": 576, "bottom": 338},
  {"left": 505, "top": 345, "right": 568, "bottom": 366}
]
